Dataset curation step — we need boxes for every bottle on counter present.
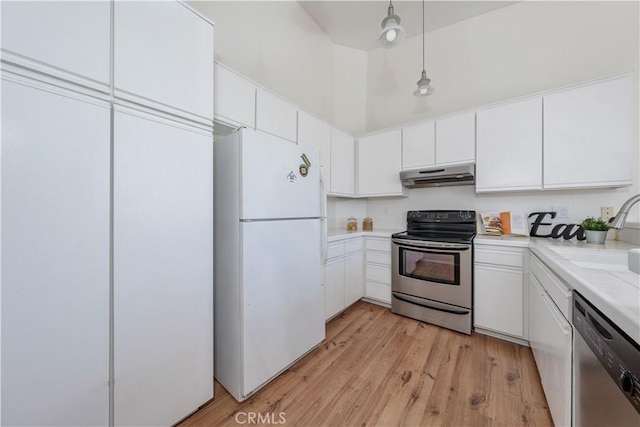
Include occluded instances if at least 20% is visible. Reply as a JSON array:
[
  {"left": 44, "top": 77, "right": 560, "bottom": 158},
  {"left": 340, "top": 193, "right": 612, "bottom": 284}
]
[
  {"left": 346, "top": 217, "right": 358, "bottom": 232},
  {"left": 363, "top": 217, "right": 373, "bottom": 231}
]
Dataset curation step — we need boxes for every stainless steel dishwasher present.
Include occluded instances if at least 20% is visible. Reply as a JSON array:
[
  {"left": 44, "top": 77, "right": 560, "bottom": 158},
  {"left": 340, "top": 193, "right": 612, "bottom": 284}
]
[{"left": 573, "top": 291, "right": 640, "bottom": 426}]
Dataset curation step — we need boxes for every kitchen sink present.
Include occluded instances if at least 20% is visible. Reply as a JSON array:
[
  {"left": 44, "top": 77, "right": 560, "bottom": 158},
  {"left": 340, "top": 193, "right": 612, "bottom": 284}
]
[{"left": 547, "top": 246, "right": 631, "bottom": 272}]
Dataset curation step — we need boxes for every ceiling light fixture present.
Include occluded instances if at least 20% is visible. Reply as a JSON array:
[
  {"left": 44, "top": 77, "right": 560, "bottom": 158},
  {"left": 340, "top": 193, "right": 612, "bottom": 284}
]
[
  {"left": 378, "top": 0, "right": 405, "bottom": 48},
  {"left": 414, "top": 0, "right": 434, "bottom": 97}
]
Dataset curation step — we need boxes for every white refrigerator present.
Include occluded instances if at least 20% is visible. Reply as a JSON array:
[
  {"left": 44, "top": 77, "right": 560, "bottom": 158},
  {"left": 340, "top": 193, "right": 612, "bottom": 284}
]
[{"left": 214, "top": 128, "right": 325, "bottom": 402}]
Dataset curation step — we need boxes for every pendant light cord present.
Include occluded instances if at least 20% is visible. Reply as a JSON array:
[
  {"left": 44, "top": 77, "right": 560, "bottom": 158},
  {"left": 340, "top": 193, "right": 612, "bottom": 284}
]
[{"left": 422, "top": 0, "right": 425, "bottom": 71}]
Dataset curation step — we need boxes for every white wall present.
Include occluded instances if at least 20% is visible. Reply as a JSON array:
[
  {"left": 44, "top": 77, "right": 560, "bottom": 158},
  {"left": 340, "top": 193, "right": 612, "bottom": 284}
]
[
  {"left": 333, "top": 44, "right": 368, "bottom": 135},
  {"left": 189, "top": 1, "right": 336, "bottom": 124},
  {"left": 365, "top": 0, "right": 640, "bottom": 231},
  {"left": 366, "top": 1, "right": 640, "bottom": 131}
]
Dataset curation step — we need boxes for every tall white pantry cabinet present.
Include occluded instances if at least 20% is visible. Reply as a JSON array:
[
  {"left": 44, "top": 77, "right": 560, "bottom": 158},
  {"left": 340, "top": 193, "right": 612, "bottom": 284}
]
[{"left": 1, "top": 2, "right": 214, "bottom": 426}]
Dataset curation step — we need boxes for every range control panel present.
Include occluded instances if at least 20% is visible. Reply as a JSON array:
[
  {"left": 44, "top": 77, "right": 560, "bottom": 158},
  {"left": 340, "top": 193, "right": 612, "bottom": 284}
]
[{"left": 407, "top": 210, "right": 476, "bottom": 223}]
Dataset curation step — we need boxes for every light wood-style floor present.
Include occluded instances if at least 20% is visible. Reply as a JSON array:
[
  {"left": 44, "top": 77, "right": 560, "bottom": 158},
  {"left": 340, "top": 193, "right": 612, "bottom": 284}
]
[{"left": 180, "top": 301, "right": 553, "bottom": 426}]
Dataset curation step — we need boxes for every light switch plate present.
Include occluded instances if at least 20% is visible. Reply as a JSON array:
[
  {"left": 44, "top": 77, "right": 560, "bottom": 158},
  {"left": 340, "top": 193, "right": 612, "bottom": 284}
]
[{"left": 552, "top": 206, "right": 569, "bottom": 218}]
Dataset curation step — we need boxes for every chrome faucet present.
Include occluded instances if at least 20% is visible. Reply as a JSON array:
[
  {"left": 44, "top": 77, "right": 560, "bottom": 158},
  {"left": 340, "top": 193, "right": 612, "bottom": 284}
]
[{"left": 609, "top": 194, "right": 640, "bottom": 229}]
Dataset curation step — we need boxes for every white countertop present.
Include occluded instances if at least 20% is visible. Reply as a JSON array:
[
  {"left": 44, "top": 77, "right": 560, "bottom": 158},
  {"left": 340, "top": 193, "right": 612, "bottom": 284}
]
[
  {"left": 524, "top": 238, "right": 639, "bottom": 344},
  {"left": 327, "top": 228, "right": 400, "bottom": 242},
  {"left": 474, "top": 234, "right": 530, "bottom": 248}
]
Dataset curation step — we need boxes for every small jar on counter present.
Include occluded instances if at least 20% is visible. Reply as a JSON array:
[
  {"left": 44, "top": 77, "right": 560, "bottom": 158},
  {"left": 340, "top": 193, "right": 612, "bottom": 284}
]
[
  {"left": 363, "top": 217, "right": 373, "bottom": 231},
  {"left": 346, "top": 217, "right": 358, "bottom": 232}
]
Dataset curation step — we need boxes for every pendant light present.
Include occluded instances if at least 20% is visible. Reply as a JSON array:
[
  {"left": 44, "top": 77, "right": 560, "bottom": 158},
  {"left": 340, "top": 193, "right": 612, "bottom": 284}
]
[
  {"left": 378, "top": 0, "right": 405, "bottom": 48},
  {"left": 414, "top": 0, "right": 434, "bottom": 97}
]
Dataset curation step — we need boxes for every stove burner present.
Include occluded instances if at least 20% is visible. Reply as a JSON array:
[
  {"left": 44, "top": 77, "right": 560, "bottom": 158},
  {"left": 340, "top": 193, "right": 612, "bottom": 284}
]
[{"left": 393, "top": 210, "right": 477, "bottom": 244}]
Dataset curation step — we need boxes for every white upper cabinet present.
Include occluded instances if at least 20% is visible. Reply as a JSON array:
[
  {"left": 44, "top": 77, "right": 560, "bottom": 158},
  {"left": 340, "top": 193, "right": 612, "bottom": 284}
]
[
  {"left": 330, "top": 128, "right": 356, "bottom": 196},
  {"left": 214, "top": 63, "right": 256, "bottom": 128},
  {"left": 358, "top": 129, "right": 405, "bottom": 197},
  {"left": 256, "top": 88, "right": 298, "bottom": 143},
  {"left": 402, "top": 121, "right": 435, "bottom": 170},
  {"left": 543, "top": 75, "right": 634, "bottom": 189},
  {"left": 298, "top": 111, "right": 331, "bottom": 186},
  {"left": 435, "top": 112, "right": 476, "bottom": 166},
  {"left": 114, "top": 1, "right": 214, "bottom": 122},
  {"left": 476, "top": 97, "right": 543, "bottom": 192},
  {"left": 1, "top": 1, "right": 110, "bottom": 90}
]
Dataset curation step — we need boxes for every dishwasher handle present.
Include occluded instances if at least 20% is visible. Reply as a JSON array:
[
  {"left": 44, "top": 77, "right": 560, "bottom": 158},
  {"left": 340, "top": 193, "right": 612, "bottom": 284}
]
[{"left": 588, "top": 313, "right": 613, "bottom": 341}]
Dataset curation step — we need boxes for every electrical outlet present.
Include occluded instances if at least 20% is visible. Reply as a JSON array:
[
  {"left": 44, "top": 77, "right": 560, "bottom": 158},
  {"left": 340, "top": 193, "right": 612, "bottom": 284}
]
[
  {"left": 552, "top": 206, "right": 569, "bottom": 218},
  {"left": 601, "top": 206, "right": 614, "bottom": 221}
]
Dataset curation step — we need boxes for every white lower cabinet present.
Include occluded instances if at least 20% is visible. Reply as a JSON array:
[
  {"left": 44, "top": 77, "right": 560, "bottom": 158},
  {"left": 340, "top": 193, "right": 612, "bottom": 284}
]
[
  {"left": 365, "top": 237, "right": 392, "bottom": 304},
  {"left": 324, "top": 238, "right": 364, "bottom": 320},
  {"left": 113, "top": 109, "right": 214, "bottom": 426},
  {"left": 345, "top": 252, "right": 365, "bottom": 307},
  {"left": 325, "top": 258, "right": 346, "bottom": 320},
  {"left": 529, "top": 254, "right": 572, "bottom": 427},
  {"left": 1, "top": 78, "right": 111, "bottom": 427},
  {"left": 473, "top": 245, "right": 527, "bottom": 341}
]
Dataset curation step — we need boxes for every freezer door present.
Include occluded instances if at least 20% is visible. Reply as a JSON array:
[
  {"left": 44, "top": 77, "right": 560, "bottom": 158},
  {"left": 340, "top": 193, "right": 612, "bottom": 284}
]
[
  {"left": 241, "top": 219, "right": 324, "bottom": 396},
  {"left": 240, "top": 129, "right": 321, "bottom": 220}
]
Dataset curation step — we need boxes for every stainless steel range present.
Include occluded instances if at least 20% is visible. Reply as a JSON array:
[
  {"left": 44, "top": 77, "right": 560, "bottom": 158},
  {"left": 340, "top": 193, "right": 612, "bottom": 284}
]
[{"left": 391, "top": 210, "right": 476, "bottom": 335}]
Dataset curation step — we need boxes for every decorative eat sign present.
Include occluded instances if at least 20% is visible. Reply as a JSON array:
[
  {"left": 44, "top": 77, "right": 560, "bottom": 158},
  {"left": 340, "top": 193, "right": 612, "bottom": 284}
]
[{"left": 528, "top": 212, "right": 586, "bottom": 241}]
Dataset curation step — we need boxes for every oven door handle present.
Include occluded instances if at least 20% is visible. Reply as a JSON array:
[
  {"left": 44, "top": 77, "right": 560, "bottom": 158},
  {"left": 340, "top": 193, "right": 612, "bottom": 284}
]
[
  {"left": 392, "top": 238, "right": 471, "bottom": 250},
  {"left": 392, "top": 292, "right": 470, "bottom": 315}
]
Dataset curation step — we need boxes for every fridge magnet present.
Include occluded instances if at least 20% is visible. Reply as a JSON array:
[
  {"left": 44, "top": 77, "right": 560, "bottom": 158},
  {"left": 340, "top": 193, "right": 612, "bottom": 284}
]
[
  {"left": 286, "top": 171, "right": 297, "bottom": 182},
  {"left": 300, "top": 153, "right": 311, "bottom": 168},
  {"left": 299, "top": 164, "right": 308, "bottom": 177}
]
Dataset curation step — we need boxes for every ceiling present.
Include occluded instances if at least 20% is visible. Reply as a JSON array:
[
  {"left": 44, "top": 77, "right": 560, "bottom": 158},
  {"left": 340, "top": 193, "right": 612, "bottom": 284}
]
[{"left": 298, "top": 1, "right": 518, "bottom": 51}]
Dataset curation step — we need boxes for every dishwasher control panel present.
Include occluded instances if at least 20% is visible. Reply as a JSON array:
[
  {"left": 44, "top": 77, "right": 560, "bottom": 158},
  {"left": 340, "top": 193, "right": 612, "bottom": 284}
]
[{"left": 573, "top": 291, "right": 640, "bottom": 413}]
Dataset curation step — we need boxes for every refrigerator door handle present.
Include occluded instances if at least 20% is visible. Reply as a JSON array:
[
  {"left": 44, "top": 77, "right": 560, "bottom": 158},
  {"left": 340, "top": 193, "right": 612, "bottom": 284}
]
[{"left": 320, "top": 167, "right": 328, "bottom": 270}]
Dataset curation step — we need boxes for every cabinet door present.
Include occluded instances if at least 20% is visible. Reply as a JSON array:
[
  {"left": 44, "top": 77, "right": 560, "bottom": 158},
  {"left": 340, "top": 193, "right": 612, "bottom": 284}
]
[
  {"left": 256, "top": 88, "right": 298, "bottom": 143},
  {"left": 214, "top": 63, "right": 256, "bottom": 128},
  {"left": 544, "top": 75, "right": 633, "bottom": 189},
  {"left": 474, "top": 265, "right": 524, "bottom": 338},
  {"left": 114, "top": 1, "right": 214, "bottom": 121},
  {"left": 325, "top": 258, "right": 345, "bottom": 320},
  {"left": 402, "top": 121, "right": 435, "bottom": 170},
  {"left": 298, "top": 111, "right": 331, "bottom": 185},
  {"left": 344, "top": 252, "right": 365, "bottom": 307},
  {"left": 476, "top": 98, "right": 543, "bottom": 192},
  {"left": 1, "top": 1, "right": 110, "bottom": 89},
  {"left": 330, "top": 128, "right": 356, "bottom": 196},
  {"left": 114, "top": 109, "right": 214, "bottom": 426},
  {"left": 358, "top": 129, "right": 403, "bottom": 196},
  {"left": 1, "top": 80, "right": 110, "bottom": 426},
  {"left": 435, "top": 112, "right": 475, "bottom": 166},
  {"left": 529, "top": 275, "right": 572, "bottom": 427}
]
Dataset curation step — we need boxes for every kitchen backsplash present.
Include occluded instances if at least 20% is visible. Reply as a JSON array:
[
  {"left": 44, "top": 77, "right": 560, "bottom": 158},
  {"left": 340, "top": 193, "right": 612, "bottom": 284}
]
[
  {"left": 326, "top": 197, "right": 367, "bottom": 229},
  {"left": 328, "top": 184, "right": 640, "bottom": 239}
]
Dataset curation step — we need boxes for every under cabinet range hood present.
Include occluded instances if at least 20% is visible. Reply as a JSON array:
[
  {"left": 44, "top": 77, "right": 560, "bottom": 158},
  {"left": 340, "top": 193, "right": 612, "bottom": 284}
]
[{"left": 400, "top": 164, "right": 475, "bottom": 188}]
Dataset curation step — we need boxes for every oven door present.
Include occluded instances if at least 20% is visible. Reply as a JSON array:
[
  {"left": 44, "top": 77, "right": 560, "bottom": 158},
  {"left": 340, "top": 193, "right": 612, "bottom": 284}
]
[{"left": 391, "top": 238, "right": 472, "bottom": 309}]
